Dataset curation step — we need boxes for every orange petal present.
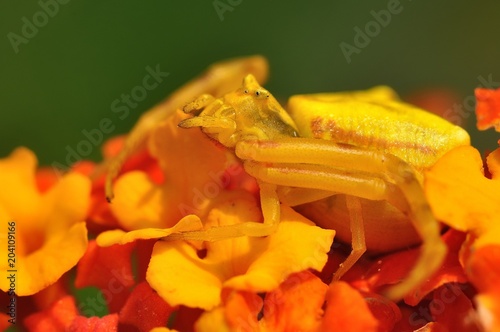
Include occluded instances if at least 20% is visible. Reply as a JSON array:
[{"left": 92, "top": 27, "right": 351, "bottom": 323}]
[
  {"left": 487, "top": 148, "right": 500, "bottom": 180},
  {"left": 475, "top": 88, "right": 500, "bottom": 131},
  {"left": 466, "top": 245, "right": 500, "bottom": 331},
  {"left": 261, "top": 271, "right": 327, "bottom": 331},
  {"left": 467, "top": 245, "right": 500, "bottom": 295},
  {"left": 223, "top": 290, "right": 262, "bottom": 331},
  {"left": 35, "top": 167, "right": 60, "bottom": 193},
  {"left": 320, "top": 281, "right": 379, "bottom": 332}
]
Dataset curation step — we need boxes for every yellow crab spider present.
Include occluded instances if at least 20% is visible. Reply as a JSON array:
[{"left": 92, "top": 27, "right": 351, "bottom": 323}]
[
  {"left": 168, "top": 74, "right": 470, "bottom": 301},
  {"left": 103, "top": 56, "right": 268, "bottom": 202}
]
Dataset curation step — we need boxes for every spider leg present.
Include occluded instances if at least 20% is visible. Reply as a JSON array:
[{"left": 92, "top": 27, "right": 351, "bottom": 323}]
[
  {"left": 165, "top": 181, "right": 280, "bottom": 241},
  {"left": 103, "top": 56, "right": 268, "bottom": 202},
  {"left": 332, "top": 196, "right": 366, "bottom": 282},
  {"left": 183, "top": 94, "right": 216, "bottom": 115},
  {"left": 236, "top": 138, "right": 446, "bottom": 301}
]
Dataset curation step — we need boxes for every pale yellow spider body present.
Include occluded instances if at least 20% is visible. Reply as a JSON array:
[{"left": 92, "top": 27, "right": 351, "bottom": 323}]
[{"left": 171, "top": 74, "right": 470, "bottom": 301}]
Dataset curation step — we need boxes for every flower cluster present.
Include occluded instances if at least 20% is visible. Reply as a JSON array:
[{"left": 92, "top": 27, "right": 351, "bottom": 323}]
[{"left": 1, "top": 57, "right": 500, "bottom": 331}]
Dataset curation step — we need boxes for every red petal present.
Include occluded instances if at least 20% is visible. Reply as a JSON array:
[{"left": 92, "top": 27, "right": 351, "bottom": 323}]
[
  {"left": 404, "top": 230, "right": 468, "bottom": 305},
  {"left": 68, "top": 314, "right": 119, "bottom": 332},
  {"left": 75, "top": 240, "right": 135, "bottom": 313},
  {"left": 362, "top": 291, "right": 401, "bottom": 332},
  {"left": 467, "top": 245, "right": 500, "bottom": 294},
  {"left": 0, "top": 313, "right": 11, "bottom": 331},
  {"left": 24, "top": 296, "right": 78, "bottom": 332},
  {"left": 35, "top": 167, "right": 60, "bottom": 193},
  {"left": 475, "top": 88, "right": 500, "bottom": 131},
  {"left": 172, "top": 306, "right": 204, "bottom": 332},
  {"left": 119, "top": 282, "right": 176, "bottom": 332},
  {"left": 391, "top": 304, "right": 429, "bottom": 331},
  {"left": 414, "top": 322, "right": 449, "bottom": 332},
  {"left": 359, "top": 230, "right": 468, "bottom": 305},
  {"left": 136, "top": 239, "right": 156, "bottom": 283},
  {"left": 430, "top": 284, "right": 482, "bottom": 332}
]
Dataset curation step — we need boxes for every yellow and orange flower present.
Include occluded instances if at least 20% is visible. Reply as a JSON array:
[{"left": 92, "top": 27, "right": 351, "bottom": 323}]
[
  {"left": 424, "top": 145, "right": 500, "bottom": 331},
  {"left": 0, "top": 147, "right": 89, "bottom": 296},
  {"left": 8, "top": 60, "right": 500, "bottom": 331}
]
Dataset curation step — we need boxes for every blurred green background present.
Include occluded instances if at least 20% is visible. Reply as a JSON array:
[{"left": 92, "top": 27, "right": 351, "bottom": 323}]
[{"left": 1, "top": 0, "right": 499, "bottom": 167}]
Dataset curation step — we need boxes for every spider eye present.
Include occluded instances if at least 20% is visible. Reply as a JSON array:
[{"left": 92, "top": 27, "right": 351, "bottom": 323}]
[
  {"left": 255, "top": 91, "right": 260, "bottom": 96},
  {"left": 244, "top": 90, "right": 248, "bottom": 94}
]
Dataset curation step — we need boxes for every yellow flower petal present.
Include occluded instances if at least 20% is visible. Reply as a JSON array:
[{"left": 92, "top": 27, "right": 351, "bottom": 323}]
[
  {"left": 224, "top": 208, "right": 334, "bottom": 291},
  {"left": 16, "top": 222, "right": 88, "bottom": 295},
  {"left": 149, "top": 110, "right": 229, "bottom": 193},
  {"left": 110, "top": 171, "right": 169, "bottom": 230},
  {"left": 487, "top": 148, "right": 500, "bottom": 180},
  {"left": 194, "top": 308, "right": 231, "bottom": 332},
  {"left": 110, "top": 110, "right": 235, "bottom": 231},
  {"left": 0, "top": 148, "right": 41, "bottom": 225},
  {"left": 0, "top": 147, "right": 90, "bottom": 295},
  {"left": 146, "top": 192, "right": 334, "bottom": 310},
  {"left": 96, "top": 215, "right": 203, "bottom": 247},
  {"left": 150, "top": 328, "right": 179, "bottom": 332},
  {"left": 424, "top": 145, "right": 500, "bottom": 239}
]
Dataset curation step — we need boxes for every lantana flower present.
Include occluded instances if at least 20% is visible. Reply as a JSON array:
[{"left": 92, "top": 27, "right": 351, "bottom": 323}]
[
  {"left": 106, "top": 110, "right": 234, "bottom": 231},
  {"left": 95, "top": 108, "right": 335, "bottom": 323},
  {"left": 9, "top": 57, "right": 500, "bottom": 331},
  {"left": 425, "top": 147, "right": 500, "bottom": 329},
  {"left": 0, "top": 147, "right": 90, "bottom": 296}
]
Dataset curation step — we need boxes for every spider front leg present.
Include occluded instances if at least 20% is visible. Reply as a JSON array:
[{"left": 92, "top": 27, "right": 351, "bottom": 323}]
[
  {"left": 183, "top": 94, "right": 217, "bottom": 115},
  {"left": 236, "top": 137, "right": 446, "bottom": 301},
  {"left": 103, "top": 55, "right": 269, "bottom": 202}
]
